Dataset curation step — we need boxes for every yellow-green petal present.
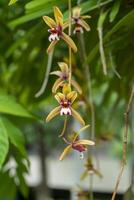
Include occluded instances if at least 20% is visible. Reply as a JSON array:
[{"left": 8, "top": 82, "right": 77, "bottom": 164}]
[
  {"left": 76, "top": 139, "right": 95, "bottom": 146},
  {"left": 54, "top": 6, "right": 63, "bottom": 26},
  {"left": 81, "top": 15, "right": 91, "bottom": 19},
  {"left": 61, "top": 32, "right": 77, "bottom": 53},
  {"left": 72, "top": 132, "right": 79, "bottom": 142},
  {"left": 79, "top": 19, "right": 91, "bottom": 31},
  {"left": 93, "top": 169, "right": 103, "bottom": 178},
  {"left": 67, "top": 91, "right": 77, "bottom": 103},
  {"left": 58, "top": 62, "right": 69, "bottom": 74},
  {"left": 52, "top": 78, "right": 63, "bottom": 93},
  {"left": 78, "top": 125, "right": 90, "bottom": 133},
  {"left": 81, "top": 170, "right": 88, "bottom": 180},
  {"left": 63, "top": 20, "right": 69, "bottom": 30},
  {"left": 46, "top": 106, "right": 60, "bottom": 122},
  {"left": 73, "top": 7, "right": 81, "bottom": 18},
  {"left": 71, "top": 108, "right": 85, "bottom": 126},
  {"left": 71, "top": 79, "right": 82, "bottom": 94},
  {"left": 47, "top": 40, "right": 58, "bottom": 54},
  {"left": 55, "top": 92, "right": 65, "bottom": 103},
  {"left": 43, "top": 16, "right": 56, "bottom": 28},
  {"left": 62, "top": 83, "right": 71, "bottom": 95},
  {"left": 59, "top": 145, "right": 72, "bottom": 161},
  {"left": 72, "top": 125, "right": 90, "bottom": 142},
  {"left": 50, "top": 70, "right": 61, "bottom": 77}
]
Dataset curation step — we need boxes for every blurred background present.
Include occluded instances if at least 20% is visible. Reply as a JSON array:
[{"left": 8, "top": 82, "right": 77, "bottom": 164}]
[{"left": 0, "top": 0, "right": 134, "bottom": 199}]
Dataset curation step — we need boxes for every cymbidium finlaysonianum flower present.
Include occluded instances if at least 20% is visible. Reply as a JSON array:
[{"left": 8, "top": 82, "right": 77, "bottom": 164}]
[
  {"left": 72, "top": 7, "right": 91, "bottom": 34},
  {"left": 50, "top": 62, "right": 82, "bottom": 94},
  {"left": 43, "top": 6, "right": 77, "bottom": 53},
  {"left": 46, "top": 84, "right": 85, "bottom": 125},
  {"left": 81, "top": 158, "right": 102, "bottom": 180},
  {"left": 59, "top": 125, "right": 95, "bottom": 161}
]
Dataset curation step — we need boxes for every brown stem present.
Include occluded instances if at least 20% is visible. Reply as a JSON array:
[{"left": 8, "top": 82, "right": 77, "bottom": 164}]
[{"left": 111, "top": 86, "right": 134, "bottom": 200}]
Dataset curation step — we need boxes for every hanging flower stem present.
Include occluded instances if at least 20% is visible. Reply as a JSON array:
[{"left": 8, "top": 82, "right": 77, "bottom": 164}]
[
  {"left": 89, "top": 174, "right": 94, "bottom": 200},
  {"left": 111, "top": 86, "right": 134, "bottom": 200},
  {"left": 68, "top": 0, "right": 72, "bottom": 86},
  {"left": 35, "top": 49, "right": 54, "bottom": 97},
  {"left": 98, "top": 27, "right": 107, "bottom": 75},
  {"left": 59, "top": 116, "right": 68, "bottom": 138}
]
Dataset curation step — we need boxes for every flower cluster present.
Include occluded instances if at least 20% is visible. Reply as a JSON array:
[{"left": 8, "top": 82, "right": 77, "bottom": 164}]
[
  {"left": 43, "top": 6, "right": 94, "bottom": 160},
  {"left": 43, "top": 6, "right": 91, "bottom": 53}
]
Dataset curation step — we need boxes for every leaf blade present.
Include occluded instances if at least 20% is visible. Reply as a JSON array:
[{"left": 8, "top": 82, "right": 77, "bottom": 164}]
[
  {"left": 8, "top": 0, "right": 18, "bottom": 6},
  {"left": 0, "top": 118, "right": 9, "bottom": 169},
  {"left": 0, "top": 94, "right": 34, "bottom": 118},
  {"left": 2, "top": 118, "right": 27, "bottom": 157}
]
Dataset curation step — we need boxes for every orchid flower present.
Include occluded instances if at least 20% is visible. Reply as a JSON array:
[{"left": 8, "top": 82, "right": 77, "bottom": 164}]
[
  {"left": 50, "top": 62, "right": 82, "bottom": 94},
  {"left": 59, "top": 125, "right": 95, "bottom": 161},
  {"left": 46, "top": 85, "right": 85, "bottom": 125},
  {"left": 43, "top": 6, "right": 77, "bottom": 53},
  {"left": 81, "top": 158, "right": 102, "bottom": 180},
  {"left": 72, "top": 7, "right": 91, "bottom": 34}
]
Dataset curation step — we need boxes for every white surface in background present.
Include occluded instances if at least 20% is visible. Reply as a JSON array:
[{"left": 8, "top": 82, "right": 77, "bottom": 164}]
[
  {"left": 26, "top": 154, "right": 130, "bottom": 193},
  {"left": 26, "top": 155, "right": 42, "bottom": 187}
]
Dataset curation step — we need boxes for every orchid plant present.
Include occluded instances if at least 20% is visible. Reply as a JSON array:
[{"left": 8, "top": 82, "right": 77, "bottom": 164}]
[
  {"left": 43, "top": 3, "right": 97, "bottom": 197},
  {"left": 44, "top": 3, "right": 95, "bottom": 160}
]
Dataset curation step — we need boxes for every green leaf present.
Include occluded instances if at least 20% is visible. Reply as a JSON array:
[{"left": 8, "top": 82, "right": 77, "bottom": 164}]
[
  {"left": 97, "top": 10, "right": 109, "bottom": 28},
  {"left": 87, "top": 10, "right": 134, "bottom": 64},
  {"left": 9, "top": 0, "right": 113, "bottom": 27},
  {"left": 63, "top": 0, "right": 113, "bottom": 20},
  {"left": 0, "top": 171, "right": 16, "bottom": 200},
  {"left": 0, "top": 94, "right": 34, "bottom": 118},
  {"left": 0, "top": 118, "right": 9, "bottom": 169},
  {"left": 2, "top": 118, "right": 27, "bottom": 157},
  {"left": 25, "top": 0, "right": 58, "bottom": 11},
  {"left": 79, "top": 0, "right": 113, "bottom": 15},
  {"left": 17, "top": 167, "right": 28, "bottom": 197},
  {"left": 109, "top": 0, "right": 121, "bottom": 22},
  {"left": 8, "top": 0, "right": 66, "bottom": 27},
  {"left": 8, "top": 0, "right": 18, "bottom": 6}
]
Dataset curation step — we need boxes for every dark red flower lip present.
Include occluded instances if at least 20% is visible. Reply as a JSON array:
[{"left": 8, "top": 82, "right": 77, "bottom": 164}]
[
  {"left": 72, "top": 143, "right": 87, "bottom": 152},
  {"left": 60, "top": 100, "right": 71, "bottom": 108},
  {"left": 48, "top": 25, "right": 62, "bottom": 36}
]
